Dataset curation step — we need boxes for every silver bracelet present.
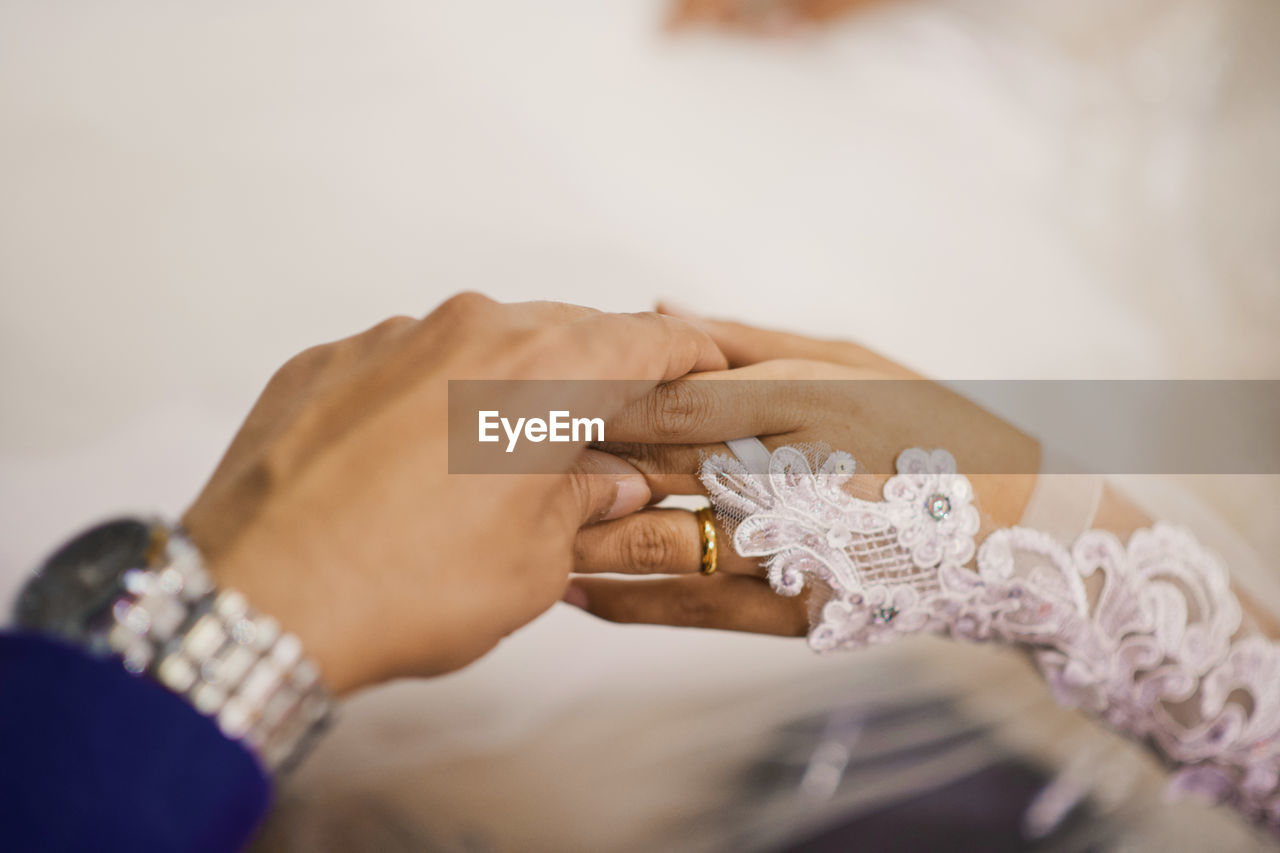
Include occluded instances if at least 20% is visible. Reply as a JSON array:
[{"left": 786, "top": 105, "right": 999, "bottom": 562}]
[{"left": 16, "top": 519, "right": 333, "bottom": 773}]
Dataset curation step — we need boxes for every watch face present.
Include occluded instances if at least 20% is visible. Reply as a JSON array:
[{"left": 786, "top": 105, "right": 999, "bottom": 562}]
[{"left": 14, "top": 518, "right": 154, "bottom": 635}]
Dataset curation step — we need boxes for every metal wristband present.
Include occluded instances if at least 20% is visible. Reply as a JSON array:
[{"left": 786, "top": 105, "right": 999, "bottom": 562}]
[{"left": 18, "top": 520, "right": 333, "bottom": 773}]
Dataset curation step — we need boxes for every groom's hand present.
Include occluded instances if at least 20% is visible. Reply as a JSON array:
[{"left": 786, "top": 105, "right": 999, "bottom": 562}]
[{"left": 182, "top": 294, "right": 726, "bottom": 694}]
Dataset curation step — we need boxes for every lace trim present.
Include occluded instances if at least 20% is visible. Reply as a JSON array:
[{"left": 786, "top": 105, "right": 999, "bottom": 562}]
[{"left": 700, "top": 445, "right": 1280, "bottom": 830}]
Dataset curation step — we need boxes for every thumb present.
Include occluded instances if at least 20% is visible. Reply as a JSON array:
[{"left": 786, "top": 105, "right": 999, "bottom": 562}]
[
  {"left": 562, "top": 449, "right": 652, "bottom": 527},
  {"left": 656, "top": 301, "right": 913, "bottom": 376}
]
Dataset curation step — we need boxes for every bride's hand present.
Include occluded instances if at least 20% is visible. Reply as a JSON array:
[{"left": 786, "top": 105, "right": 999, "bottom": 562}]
[{"left": 566, "top": 307, "right": 1040, "bottom": 636}]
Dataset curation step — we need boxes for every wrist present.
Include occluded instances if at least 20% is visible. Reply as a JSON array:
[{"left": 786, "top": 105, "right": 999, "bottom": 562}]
[
  {"left": 183, "top": 511, "right": 366, "bottom": 696},
  {"left": 16, "top": 517, "right": 335, "bottom": 772}
]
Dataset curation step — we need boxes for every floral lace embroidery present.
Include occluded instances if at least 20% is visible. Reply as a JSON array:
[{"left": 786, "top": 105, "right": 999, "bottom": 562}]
[{"left": 700, "top": 445, "right": 1280, "bottom": 830}]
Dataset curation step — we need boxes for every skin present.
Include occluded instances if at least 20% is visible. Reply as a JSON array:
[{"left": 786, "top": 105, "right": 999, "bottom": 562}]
[
  {"left": 182, "top": 294, "right": 727, "bottom": 695},
  {"left": 178, "top": 295, "right": 1273, "bottom": 698},
  {"left": 567, "top": 305, "right": 1175, "bottom": 637},
  {"left": 669, "top": 0, "right": 886, "bottom": 33}
]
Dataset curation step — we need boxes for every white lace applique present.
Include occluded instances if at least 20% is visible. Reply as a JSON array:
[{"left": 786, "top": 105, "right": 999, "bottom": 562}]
[{"left": 700, "top": 445, "right": 1280, "bottom": 831}]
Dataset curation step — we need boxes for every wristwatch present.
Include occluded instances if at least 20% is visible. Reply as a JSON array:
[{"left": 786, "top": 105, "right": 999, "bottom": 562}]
[{"left": 13, "top": 517, "right": 333, "bottom": 772}]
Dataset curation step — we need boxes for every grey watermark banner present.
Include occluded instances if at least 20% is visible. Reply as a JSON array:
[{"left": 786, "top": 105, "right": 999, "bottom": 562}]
[{"left": 448, "top": 380, "right": 1280, "bottom": 475}]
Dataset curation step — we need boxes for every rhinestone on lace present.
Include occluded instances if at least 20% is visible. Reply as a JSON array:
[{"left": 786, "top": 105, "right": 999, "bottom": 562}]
[{"left": 872, "top": 606, "right": 898, "bottom": 624}]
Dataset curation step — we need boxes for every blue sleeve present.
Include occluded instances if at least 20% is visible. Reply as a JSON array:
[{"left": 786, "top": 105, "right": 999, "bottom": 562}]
[{"left": 0, "top": 632, "right": 273, "bottom": 853}]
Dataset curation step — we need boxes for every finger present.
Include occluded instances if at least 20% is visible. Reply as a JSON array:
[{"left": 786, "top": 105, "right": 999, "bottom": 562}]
[
  {"left": 438, "top": 298, "right": 730, "bottom": 473},
  {"left": 573, "top": 508, "right": 762, "bottom": 576},
  {"left": 431, "top": 296, "right": 727, "bottom": 385},
  {"left": 503, "top": 300, "right": 726, "bottom": 378},
  {"left": 564, "top": 575, "right": 809, "bottom": 636},
  {"left": 592, "top": 442, "right": 723, "bottom": 498},
  {"left": 657, "top": 302, "right": 915, "bottom": 376},
  {"left": 559, "top": 449, "right": 653, "bottom": 527},
  {"left": 572, "top": 311, "right": 728, "bottom": 382},
  {"left": 502, "top": 299, "right": 600, "bottom": 326},
  {"left": 512, "top": 312, "right": 731, "bottom": 451},
  {"left": 602, "top": 360, "right": 823, "bottom": 445}
]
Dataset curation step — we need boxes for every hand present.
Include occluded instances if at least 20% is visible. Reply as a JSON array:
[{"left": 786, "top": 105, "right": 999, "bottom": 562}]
[
  {"left": 182, "top": 294, "right": 726, "bottom": 694},
  {"left": 567, "top": 306, "right": 1040, "bottom": 636}
]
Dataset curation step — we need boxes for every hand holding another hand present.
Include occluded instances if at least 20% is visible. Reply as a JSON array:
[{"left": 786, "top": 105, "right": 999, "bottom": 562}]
[
  {"left": 568, "top": 307, "right": 1041, "bottom": 637},
  {"left": 179, "top": 295, "right": 1044, "bottom": 694},
  {"left": 183, "top": 294, "right": 726, "bottom": 694}
]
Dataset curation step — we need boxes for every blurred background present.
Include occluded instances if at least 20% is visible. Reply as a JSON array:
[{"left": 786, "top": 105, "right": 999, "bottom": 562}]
[{"left": 2, "top": 1, "right": 1278, "bottom": 850}]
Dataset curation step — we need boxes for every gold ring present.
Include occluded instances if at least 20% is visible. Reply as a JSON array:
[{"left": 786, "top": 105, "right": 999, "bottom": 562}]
[{"left": 695, "top": 506, "right": 718, "bottom": 576}]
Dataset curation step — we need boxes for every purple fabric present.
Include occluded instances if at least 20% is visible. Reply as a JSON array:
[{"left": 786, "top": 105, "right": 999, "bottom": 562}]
[{"left": 0, "top": 632, "right": 272, "bottom": 852}]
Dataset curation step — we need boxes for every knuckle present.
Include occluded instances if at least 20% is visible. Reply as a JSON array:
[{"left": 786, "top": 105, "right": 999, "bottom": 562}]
[
  {"left": 433, "top": 291, "right": 495, "bottom": 325},
  {"left": 270, "top": 343, "right": 331, "bottom": 387},
  {"left": 621, "top": 516, "right": 682, "bottom": 573},
  {"left": 598, "top": 441, "right": 659, "bottom": 468},
  {"left": 645, "top": 382, "right": 709, "bottom": 441},
  {"left": 565, "top": 472, "right": 596, "bottom": 522},
  {"left": 674, "top": 593, "right": 711, "bottom": 626},
  {"left": 371, "top": 314, "right": 417, "bottom": 336}
]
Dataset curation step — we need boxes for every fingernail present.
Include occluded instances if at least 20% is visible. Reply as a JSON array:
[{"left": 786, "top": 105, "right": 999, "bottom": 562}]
[
  {"left": 563, "top": 584, "right": 589, "bottom": 610},
  {"left": 603, "top": 475, "right": 650, "bottom": 521}
]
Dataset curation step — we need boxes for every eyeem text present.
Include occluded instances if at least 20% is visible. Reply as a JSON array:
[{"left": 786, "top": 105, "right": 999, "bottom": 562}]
[{"left": 478, "top": 410, "right": 605, "bottom": 453}]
